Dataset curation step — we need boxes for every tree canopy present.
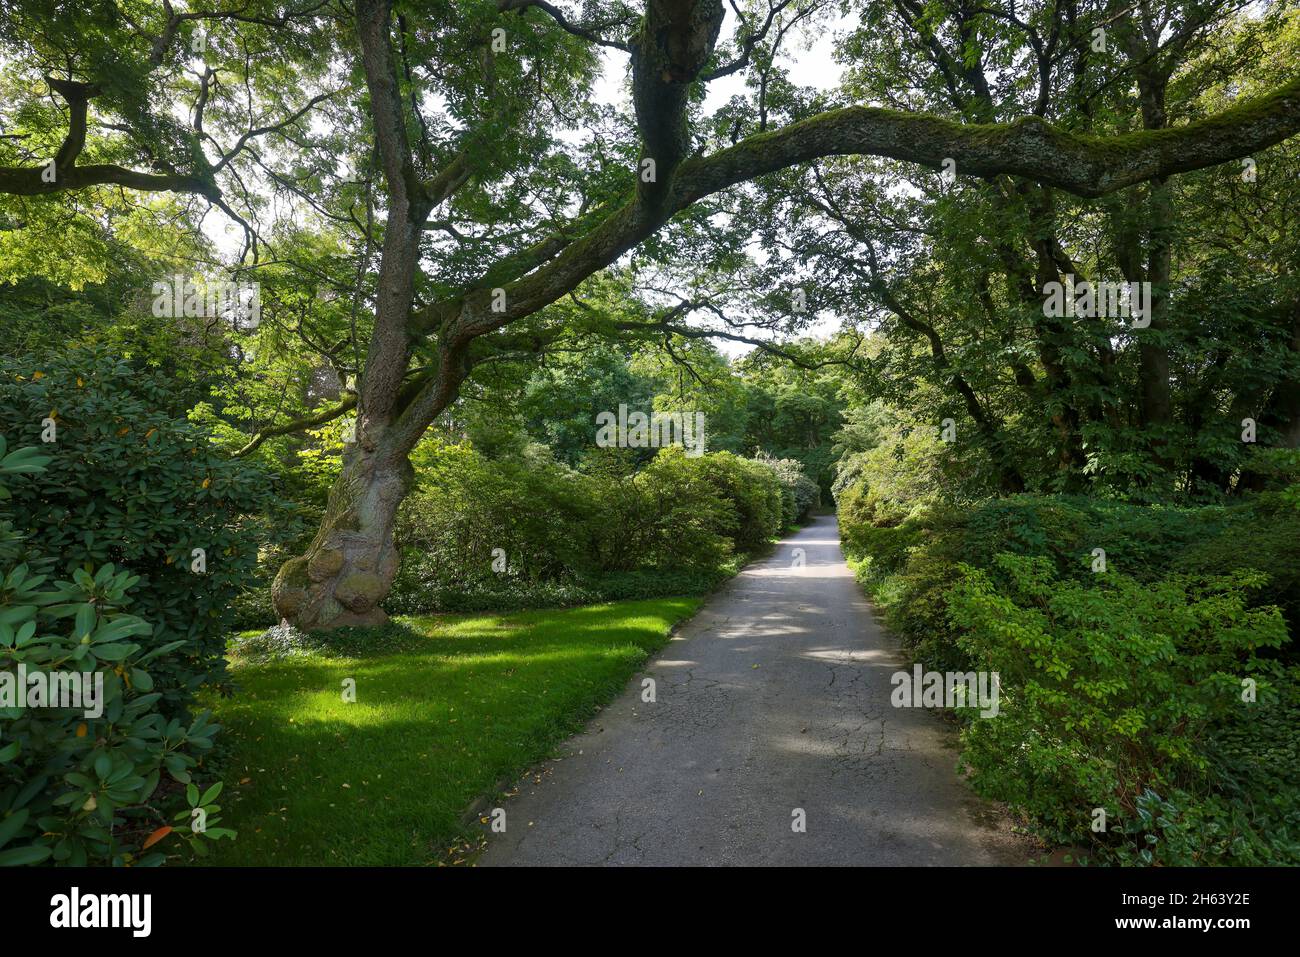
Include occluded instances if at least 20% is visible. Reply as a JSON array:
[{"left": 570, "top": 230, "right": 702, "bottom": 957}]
[{"left": 2, "top": 0, "right": 1298, "bottom": 628}]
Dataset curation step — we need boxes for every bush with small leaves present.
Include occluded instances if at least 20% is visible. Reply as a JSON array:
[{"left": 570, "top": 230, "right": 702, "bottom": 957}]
[
  {"left": 948, "top": 553, "right": 1293, "bottom": 864},
  {"left": 388, "top": 443, "right": 781, "bottom": 616},
  {"left": 752, "top": 455, "right": 820, "bottom": 527}
]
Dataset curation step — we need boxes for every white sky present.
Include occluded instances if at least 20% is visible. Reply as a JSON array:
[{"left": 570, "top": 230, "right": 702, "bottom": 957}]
[{"left": 591, "top": 8, "right": 852, "bottom": 111}]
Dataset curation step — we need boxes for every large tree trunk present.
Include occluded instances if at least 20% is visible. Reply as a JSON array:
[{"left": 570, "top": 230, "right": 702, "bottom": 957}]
[
  {"left": 1128, "top": 33, "right": 1176, "bottom": 475},
  {"left": 269, "top": 0, "right": 433, "bottom": 631},
  {"left": 272, "top": 438, "right": 414, "bottom": 629}
]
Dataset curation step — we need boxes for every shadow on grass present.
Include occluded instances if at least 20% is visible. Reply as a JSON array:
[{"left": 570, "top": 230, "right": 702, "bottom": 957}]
[{"left": 199, "top": 597, "right": 702, "bottom": 866}]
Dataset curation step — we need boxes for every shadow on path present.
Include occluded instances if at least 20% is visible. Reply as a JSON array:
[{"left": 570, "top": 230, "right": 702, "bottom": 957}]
[{"left": 477, "top": 514, "right": 1033, "bottom": 866}]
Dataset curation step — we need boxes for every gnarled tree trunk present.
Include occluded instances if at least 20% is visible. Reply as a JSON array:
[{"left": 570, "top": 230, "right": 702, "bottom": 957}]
[{"left": 272, "top": 437, "right": 413, "bottom": 629}]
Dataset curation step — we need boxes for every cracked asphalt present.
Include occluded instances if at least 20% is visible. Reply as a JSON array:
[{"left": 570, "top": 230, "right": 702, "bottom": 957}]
[{"left": 476, "top": 514, "right": 1031, "bottom": 866}]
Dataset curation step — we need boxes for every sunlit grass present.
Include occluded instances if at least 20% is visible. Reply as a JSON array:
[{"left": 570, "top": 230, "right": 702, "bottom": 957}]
[{"left": 194, "top": 598, "right": 701, "bottom": 866}]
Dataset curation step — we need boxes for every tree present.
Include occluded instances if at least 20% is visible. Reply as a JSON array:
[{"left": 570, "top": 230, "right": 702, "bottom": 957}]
[{"left": 2, "top": 0, "right": 1298, "bottom": 628}]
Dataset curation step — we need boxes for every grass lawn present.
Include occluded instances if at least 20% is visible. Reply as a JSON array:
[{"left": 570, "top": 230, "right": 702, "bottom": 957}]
[{"left": 194, "top": 598, "right": 702, "bottom": 866}]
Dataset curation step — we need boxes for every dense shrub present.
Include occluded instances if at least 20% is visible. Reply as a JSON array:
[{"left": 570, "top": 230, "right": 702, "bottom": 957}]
[
  {"left": 0, "top": 349, "right": 276, "bottom": 864},
  {"left": 626, "top": 447, "right": 736, "bottom": 570},
  {"left": 229, "top": 620, "right": 431, "bottom": 662},
  {"left": 831, "top": 420, "right": 963, "bottom": 526},
  {"left": 754, "top": 456, "right": 820, "bottom": 527},
  {"left": 385, "top": 565, "right": 740, "bottom": 616},
  {"left": 840, "top": 494, "right": 1263, "bottom": 658},
  {"left": 0, "top": 443, "right": 233, "bottom": 865},
  {"left": 387, "top": 443, "right": 779, "bottom": 615},
  {"left": 0, "top": 350, "right": 281, "bottom": 707},
  {"left": 1173, "top": 493, "right": 1300, "bottom": 643},
  {"left": 696, "top": 451, "right": 782, "bottom": 551},
  {"left": 950, "top": 554, "right": 1295, "bottom": 864},
  {"left": 838, "top": 484, "right": 1300, "bottom": 864},
  {"left": 397, "top": 440, "right": 595, "bottom": 584}
]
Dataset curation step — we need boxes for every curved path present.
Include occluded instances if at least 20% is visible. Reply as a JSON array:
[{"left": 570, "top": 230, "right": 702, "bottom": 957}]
[{"left": 477, "top": 514, "right": 1029, "bottom": 866}]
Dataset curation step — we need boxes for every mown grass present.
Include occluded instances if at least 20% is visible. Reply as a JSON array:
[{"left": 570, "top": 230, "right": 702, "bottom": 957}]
[{"left": 194, "top": 598, "right": 702, "bottom": 866}]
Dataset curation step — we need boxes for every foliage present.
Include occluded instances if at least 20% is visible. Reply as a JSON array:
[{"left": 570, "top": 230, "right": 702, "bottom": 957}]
[
  {"left": 754, "top": 455, "right": 821, "bottom": 527},
  {"left": 0, "top": 349, "right": 283, "bottom": 865},
  {"left": 387, "top": 443, "right": 781, "bottom": 616},
  {"left": 949, "top": 554, "right": 1294, "bottom": 865},
  {"left": 0, "top": 437, "right": 232, "bottom": 866},
  {"left": 840, "top": 485, "right": 1300, "bottom": 864},
  {"left": 693, "top": 451, "right": 783, "bottom": 552},
  {"left": 0, "top": 348, "right": 284, "bottom": 708},
  {"left": 0, "top": 0, "right": 1297, "bottom": 871}
]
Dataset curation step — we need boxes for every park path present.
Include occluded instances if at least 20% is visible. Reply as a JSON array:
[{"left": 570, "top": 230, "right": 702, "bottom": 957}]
[{"left": 476, "top": 513, "right": 1030, "bottom": 866}]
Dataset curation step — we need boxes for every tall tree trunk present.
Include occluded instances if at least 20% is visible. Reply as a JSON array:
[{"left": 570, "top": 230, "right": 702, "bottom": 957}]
[
  {"left": 1127, "top": 21, "right": 1176, "bottom": 475},
  {"left": 272, "top": 0, "right": 434, "bottom": 630},
  {"left": 1137, "top": 175, "right": 1174, "bottom": 438},
  {"left": 987, "top": 182, "right": 1088, "bottom": 485}
]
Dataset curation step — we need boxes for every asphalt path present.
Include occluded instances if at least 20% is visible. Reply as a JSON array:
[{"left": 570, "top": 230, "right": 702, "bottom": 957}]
[{"left": 477, "top": 513, "right": 1029, "bottom": 866}]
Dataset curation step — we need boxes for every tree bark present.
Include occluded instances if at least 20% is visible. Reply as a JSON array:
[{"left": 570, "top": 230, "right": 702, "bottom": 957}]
[
  {"left": 272, "top": 0, "right": 435, "bottom": 629},
  {"left": 272, "top": 438, "right": 414, "bottom": 629}
]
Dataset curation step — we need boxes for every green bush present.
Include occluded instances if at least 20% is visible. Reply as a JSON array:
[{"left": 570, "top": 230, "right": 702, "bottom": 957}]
[
  {"left": 839, "top": 493, "right": 1254, "bottom": 667},
  {"left": 754, "top": 456, "right": 820, "bottom": 527},
  {"left": 831, "top": 419, "right": 958, "bottom": 526},
  {"left": 840, "top": 495, "right": 970, "bottom": 669},
  {"left": 695, "top": 451, "right": 782, "bottom": 551},
  {"left": 839, "top": 487, "right": 1300, "bottom": 863},
  {"left": 387, "top": 443, "right": 777, "bottom": 615},
  {"left": 397, "top": 440, "right": 596, "bottom": 585},
  {"left": 948, "top": 553, "right": 1294, "bottom": 864},
  {"left": 1174, "top": 493, "right": 1300, "bottom": 646},
  {"left": 627, "top": 447, "right": 736, "bottom": 570},
  {"left": 958, "top": 496, "right": 1232, "bottom": 583},
  {"left": 0, "top": 441, "right": 233, "bottom": 865},
  {"left": 0, "top": 350, "right": 280, "bottom": 709},
  {"left": 385, "top": 564, "right": 738, "bottom": 616},
  {"left": 386, "top": 572, "right": 602, "bottom": 615},
  {"left": 0, "top": 349, "right": 277, "bottom": 865}
]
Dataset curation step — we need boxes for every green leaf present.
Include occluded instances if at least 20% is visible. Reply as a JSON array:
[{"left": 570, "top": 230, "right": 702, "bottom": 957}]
[
  {"left": 0, "top": 844, "right": 52, "bottom": 866},
  {"left": 199, "top": 781, "right": 223, "bottom": 805},
  {"left": 90, "top": 643, "right": 137, "bottom": 661},
  {"left": 0, "top": 809, "right": 30, "bottom": 848}
]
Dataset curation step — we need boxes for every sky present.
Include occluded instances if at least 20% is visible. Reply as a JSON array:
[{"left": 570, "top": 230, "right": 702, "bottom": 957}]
[{"left": 592, "top": 6, "right": 853, "bottom": 110}]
